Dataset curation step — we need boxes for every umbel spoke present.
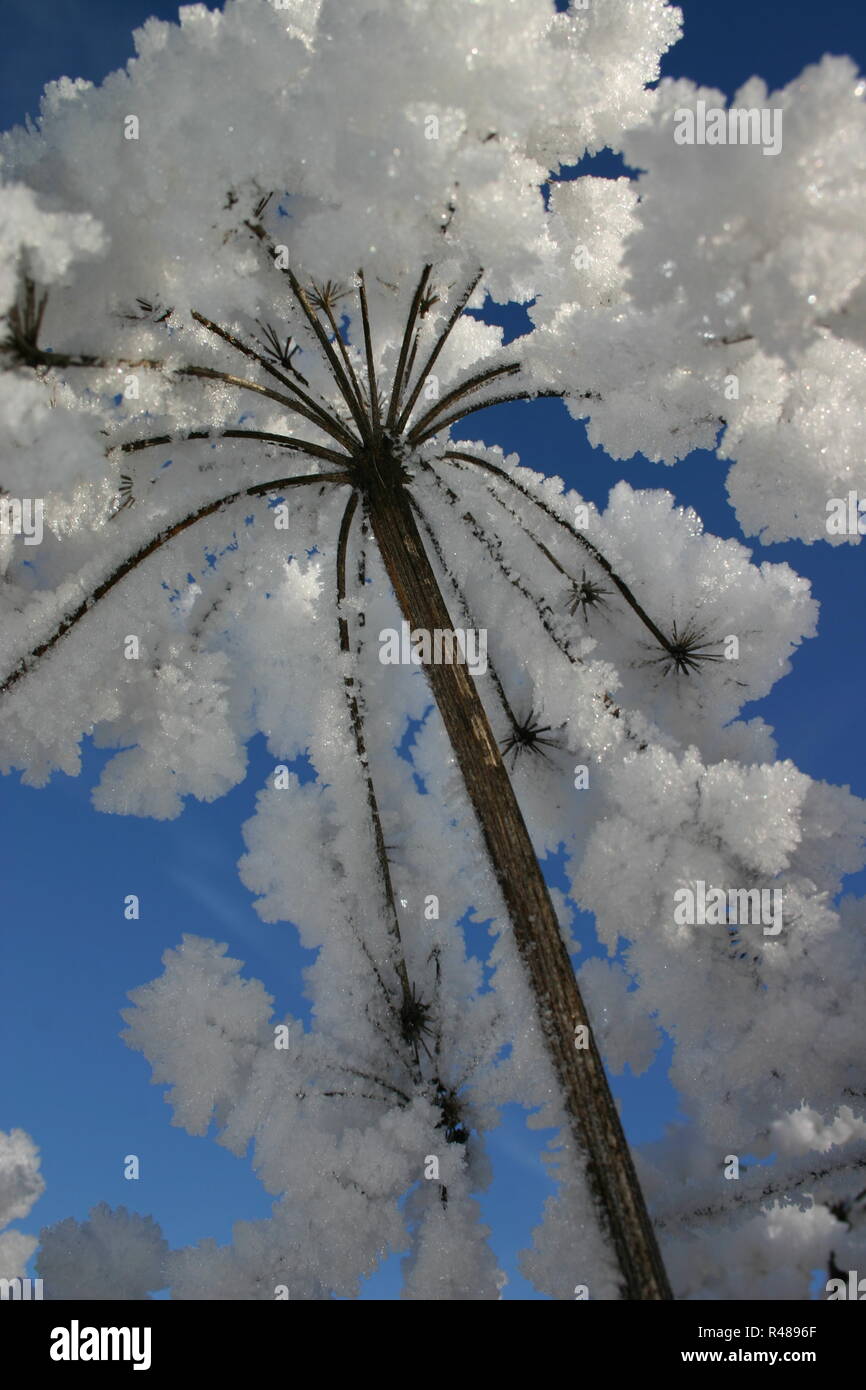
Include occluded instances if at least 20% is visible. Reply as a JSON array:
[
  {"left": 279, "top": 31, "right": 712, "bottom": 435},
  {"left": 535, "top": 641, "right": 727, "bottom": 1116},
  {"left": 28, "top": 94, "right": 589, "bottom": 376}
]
[
  {"left": 285, "top": 266, "right": 372, "bottom": 443},
  {"left": 415, "top": 471, "right": 650, "bottom": 753},
  {"left": 413, "top": 388, "right": 568, "bottom": 443},
  {"left": 312, "top": 280, "right": 369, "bottom": 431},
  {"left": 395, "top": 268, "right": 483, "bottom": 433},
  {"left": 386, "top": 264, "right": 432, "bottom": 429},
  {"left": 118, "top": 428, "right": 350, "bottom": 467},
  {"left": 406, "top": 361, "right": 521, "bottom": 443},
  {"left": 2, "top": 279, "right": 358, "bottom": 452},
  {"left": 0, "top": 471, "right": 351, "bottom": 697},
  {"left": 356, "top": 271, "right": 381, "bottom": 436},
  {"left": 443, "top": 449, "right": 700, "bottom": 662},
  {"left": 334, "top": 489, "right": 416, "bottom": 1022},
  {"left": 189, "top": 310, "right": 358, "bottom": 448},
  {"left": 410, "top": 496, "right": 570, "bottom": 769},
  {"left": 422, "top": 460, "right": 582, "bottom": 666}
]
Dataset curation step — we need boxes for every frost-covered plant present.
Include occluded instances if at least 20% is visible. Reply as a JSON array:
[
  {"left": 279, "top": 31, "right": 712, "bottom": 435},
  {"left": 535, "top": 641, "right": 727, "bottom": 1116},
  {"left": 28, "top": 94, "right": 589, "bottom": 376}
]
[{"left": 1, "top": 0, "right": 865, "bottom": 1300}]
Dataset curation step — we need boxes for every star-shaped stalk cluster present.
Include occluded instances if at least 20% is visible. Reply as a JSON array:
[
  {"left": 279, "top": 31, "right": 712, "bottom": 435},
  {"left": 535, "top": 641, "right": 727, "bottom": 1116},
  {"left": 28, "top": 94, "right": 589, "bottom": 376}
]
[
  {"left": 499, "top": 710, "right": 563, "bottom": 769},
  {"left": 1, "top": 191, "right": 728, "bottom": 706},
  {"left": 644, "top": 619, "right": 726, "bottom": 677}
]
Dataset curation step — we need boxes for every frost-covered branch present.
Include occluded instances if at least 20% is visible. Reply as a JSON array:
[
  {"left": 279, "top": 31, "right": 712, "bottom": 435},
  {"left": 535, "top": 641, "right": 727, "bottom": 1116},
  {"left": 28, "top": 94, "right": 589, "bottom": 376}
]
[
  {"left": 443, "top": 449, "right": 680, "bottom": 658},
  {"left": 334, "top": 487, "right": 415, "bottom": 1015},
  {"left": 394, "top": 269, "right": 484, "bottom": 433},
  {"left": 189, "top": 309, "right": 358, "bottom": 448},
  {"left": 413, "top": 388, "right": 568, "bottom": 442},
  {"left": 0, "top": 470, "right": 351, "bottom": 697},
  {"left": 406, "top": 361, "right": 521, "bottom": 443}
]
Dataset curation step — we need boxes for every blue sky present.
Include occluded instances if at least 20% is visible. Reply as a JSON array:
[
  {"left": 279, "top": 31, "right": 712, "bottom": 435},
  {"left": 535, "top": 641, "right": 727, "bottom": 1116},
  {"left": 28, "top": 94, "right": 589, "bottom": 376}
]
[{"left": 1, "top": 0, "right": 864, "bottom": 1301}]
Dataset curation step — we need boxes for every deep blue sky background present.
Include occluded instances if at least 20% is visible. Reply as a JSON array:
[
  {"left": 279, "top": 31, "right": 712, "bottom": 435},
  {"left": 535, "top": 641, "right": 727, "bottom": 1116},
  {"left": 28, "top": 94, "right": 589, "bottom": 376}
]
[{"left": 1, "top": 1, "right": 864, "bottom": 1301}]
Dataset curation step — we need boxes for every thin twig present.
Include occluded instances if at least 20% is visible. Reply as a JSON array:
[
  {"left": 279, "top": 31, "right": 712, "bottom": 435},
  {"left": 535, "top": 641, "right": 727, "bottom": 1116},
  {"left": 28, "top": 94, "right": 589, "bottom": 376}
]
[
  {"left": 443, "top": 450, "right": 672, "bottom": 652},
  {"left": 385, "top": 265, "right": 432, "bottom": 429},
  {"left": 0, "top": 471, "right": 351, "bottom": 698},
  {"left": 412, "top": 388, "right": 567, "bottom": 443},
  {"left": 191, "top": 310, "right": 358, "bottom": 449},
  {"left": 118, "top": 427, "right": 350, "bottom": 468},
  {"left": 356, "top": 271, "right": 381, "bottom": 439},
  {"left": 407, "top": 362, "right": 521, "bottom": 443},
  {"left": 284, "top": 268, "right": 372, "bottom": 443},
  {"left": 335, "top": 491, "right": 414, "bottom": 1008},
  {"left": 318, "top": 293, "right": 369, "bottom": 431},
  {"left": 423, "top": 462, "right": 581, "bottom": 671},
  {"left": 395, "top": 269, "right": 484, "bottom": 433}
]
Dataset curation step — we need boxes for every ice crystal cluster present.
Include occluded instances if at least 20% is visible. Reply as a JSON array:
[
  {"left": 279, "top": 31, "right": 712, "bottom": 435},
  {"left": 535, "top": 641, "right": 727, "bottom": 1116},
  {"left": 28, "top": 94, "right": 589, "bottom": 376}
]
[{"left": 0, "top": 1129, "right": 44, "bottom": 1281}]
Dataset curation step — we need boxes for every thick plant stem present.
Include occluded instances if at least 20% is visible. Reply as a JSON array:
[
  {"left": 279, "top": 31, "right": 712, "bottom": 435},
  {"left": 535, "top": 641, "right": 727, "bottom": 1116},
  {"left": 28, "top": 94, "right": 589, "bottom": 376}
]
[{"left": 365, "top": 460, "right": 672, "bottom": 1301}]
